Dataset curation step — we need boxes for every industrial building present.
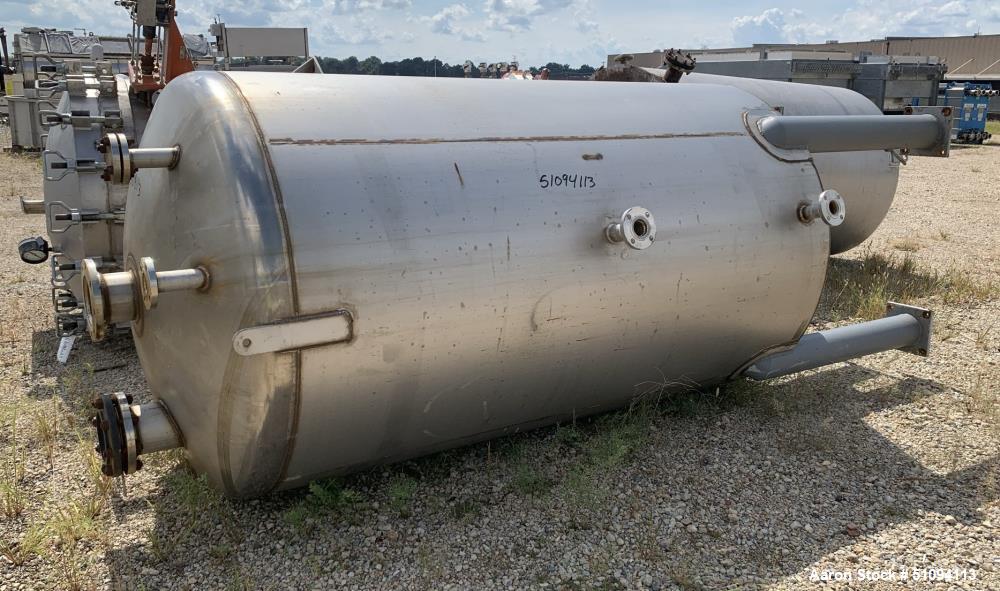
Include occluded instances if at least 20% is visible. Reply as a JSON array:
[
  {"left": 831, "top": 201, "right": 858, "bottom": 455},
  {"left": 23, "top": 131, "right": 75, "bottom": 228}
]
[
  {"left": 610, "top": 34, "right": 999, "bottom": 127},
  {"left": 618, "top": 34, "right": 1000, "bottom": 82}
]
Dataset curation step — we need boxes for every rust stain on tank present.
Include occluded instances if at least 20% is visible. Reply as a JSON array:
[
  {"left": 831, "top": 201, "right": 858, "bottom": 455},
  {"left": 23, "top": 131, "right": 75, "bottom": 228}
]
[{"left": 267, "top": 131, "right": 744, "bottom": 146}]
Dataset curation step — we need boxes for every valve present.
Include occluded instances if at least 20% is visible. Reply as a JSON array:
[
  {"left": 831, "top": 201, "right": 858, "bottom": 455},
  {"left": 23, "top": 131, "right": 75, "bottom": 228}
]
[{"left": 18, "top": 236, "right": 50, "bottom": 264}]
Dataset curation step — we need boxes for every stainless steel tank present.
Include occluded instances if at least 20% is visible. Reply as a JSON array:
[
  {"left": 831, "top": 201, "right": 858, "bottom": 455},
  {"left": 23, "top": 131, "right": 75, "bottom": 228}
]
[
  {"left": 81, "top": 71, "right": 945, "bottom": 497},
  {"left": 681, "top": 73, "right": 901, "bottom": 254}
]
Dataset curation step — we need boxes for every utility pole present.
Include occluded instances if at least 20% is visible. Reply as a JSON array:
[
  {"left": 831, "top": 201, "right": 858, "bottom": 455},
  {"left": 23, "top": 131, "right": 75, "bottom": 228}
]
[{"left": 434, "top": 55, "right": 437, "bottom": 77}]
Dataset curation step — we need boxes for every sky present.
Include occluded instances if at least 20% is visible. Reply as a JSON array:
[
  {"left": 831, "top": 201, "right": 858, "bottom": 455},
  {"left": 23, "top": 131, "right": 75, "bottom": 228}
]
[{"left": 4, "top": 0, "right": 1000, "bottom": 67}]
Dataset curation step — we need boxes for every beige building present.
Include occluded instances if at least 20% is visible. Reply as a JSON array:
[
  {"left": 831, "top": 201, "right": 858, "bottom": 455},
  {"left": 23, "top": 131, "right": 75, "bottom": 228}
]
[{"left": 616, "top": 34, "right": 1000, "bottom": 81}]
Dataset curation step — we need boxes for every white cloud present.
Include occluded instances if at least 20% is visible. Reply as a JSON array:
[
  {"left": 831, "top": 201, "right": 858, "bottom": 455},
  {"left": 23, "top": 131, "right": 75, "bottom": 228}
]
[
  {"left": 425, "top": 4, "right": 469, "bottom": 34},
  {"left": 329, "top": 0, "right": 410, "bottom": 12},
  {"left": 484, "top": 0, "right": 574, "bottom": 32},
  {"left": 731, "top": 8, "right": 831, "bottom": 46},
  {"left": 731, "top": 1, "right": 999, "bottom": 48},
  {"left": 421, "top": 4, "right": 486, "bottom": 42}
]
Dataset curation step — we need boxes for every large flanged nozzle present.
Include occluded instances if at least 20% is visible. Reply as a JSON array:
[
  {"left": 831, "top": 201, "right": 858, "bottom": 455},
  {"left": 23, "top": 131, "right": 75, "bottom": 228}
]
[
  {"left": 92, "top": 393, "right": 181, "bottom": 477},
  {"left": 99, "top": 132, "right": 181, "bottom": 185},
  {"left": 92, "top": 392, "right": 138, "bottom": 476},
  {"left": 81, "top": 256, "right": 209, "bottom": 341}
]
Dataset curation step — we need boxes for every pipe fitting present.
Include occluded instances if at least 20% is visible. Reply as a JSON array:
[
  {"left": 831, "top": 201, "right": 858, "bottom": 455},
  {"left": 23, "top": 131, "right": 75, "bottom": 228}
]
[
  {"left": 605, "top": 206, "right": 656, "bottom": 250},
  {"left": 742, "top": 301, "right": 932, "bottom": 381},
  {"left": 99, "top": 132, "right": 180, "bottom": 185},
  {"left": 20, "top": 197, "right": 45, "bottom": 215},
  {"left": 798, "top": 190, "right": 846, "bottom": 227},
  {"left": 81, "top": 256, "right": 209, "bottom": 340},
  {"left": 91, "top": 395, "right": 181, "bottom": 477}
]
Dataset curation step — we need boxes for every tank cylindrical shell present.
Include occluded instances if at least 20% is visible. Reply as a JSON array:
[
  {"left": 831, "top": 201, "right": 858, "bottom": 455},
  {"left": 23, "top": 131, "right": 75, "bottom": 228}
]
[{"left": 127, "top": 71, "right": 838, "bottom": 497}]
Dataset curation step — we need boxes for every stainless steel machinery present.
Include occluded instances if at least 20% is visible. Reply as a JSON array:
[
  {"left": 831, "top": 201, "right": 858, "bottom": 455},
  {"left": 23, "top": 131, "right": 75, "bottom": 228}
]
[
  {"left": 81, "top": 71, "right": 949, "bottom": 497},
  {"left": 15, "top": 64, "right": 146, "bottom": 337},
  {"left": 14, "top": 3, "right": 320, "bottom": 343}
]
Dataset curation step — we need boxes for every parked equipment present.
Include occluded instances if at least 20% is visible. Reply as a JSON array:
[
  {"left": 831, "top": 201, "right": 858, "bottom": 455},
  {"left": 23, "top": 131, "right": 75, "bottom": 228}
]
[
  {"left": 612, "top": 50, "right": 949, "bottom": 114},
  {"left": 80, "top": 71, "right": 949, "bottom": 497},
  {"left": 938, "top": 82, "right": 995, "bottom": 144},
  {"left": 14, "top": 1, "right": 320, "bottom": 342}
]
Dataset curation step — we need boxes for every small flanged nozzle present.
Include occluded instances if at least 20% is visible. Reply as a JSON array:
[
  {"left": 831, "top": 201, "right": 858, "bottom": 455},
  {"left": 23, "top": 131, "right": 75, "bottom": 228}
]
[
  {"left": 798, "top": 190, "right": 846, "bottom": 227},
  {"left": 606, "top": 206, "right": 657, "bottom": 250}
]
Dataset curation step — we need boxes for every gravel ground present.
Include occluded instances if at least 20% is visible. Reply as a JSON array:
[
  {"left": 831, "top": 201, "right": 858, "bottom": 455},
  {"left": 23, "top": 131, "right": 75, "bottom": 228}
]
[{"left": 1, "top": 135, "right": 997, "bottom": 591}]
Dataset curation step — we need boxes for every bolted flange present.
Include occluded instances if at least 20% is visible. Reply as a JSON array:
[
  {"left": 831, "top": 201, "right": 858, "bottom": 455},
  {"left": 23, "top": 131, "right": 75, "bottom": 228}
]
[
  {"left": 81, "top": 256, "right": 209, "bottom": 341},
  {"left": 798, "top": 190, "right": 846, "bottom": 227},
  {"left": 99, "top": 132, "right": 180, "bottom": 185},
  {"left": 605, "top": 206, "right": 657, "bottom": 250}
]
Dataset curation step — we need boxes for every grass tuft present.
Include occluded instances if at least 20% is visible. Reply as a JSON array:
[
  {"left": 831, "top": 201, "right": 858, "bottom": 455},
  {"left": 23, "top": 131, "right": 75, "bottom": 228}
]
[
  {"left": 388, "top": 475, "right": 418, "bottom": 517},
  {"left": 0, "top": 523, "right": 47, "bottom": 566},
  {"left": 306, "top": 477, "right": 361, "bottom": 513},
  {"left": 890, "top": 238, "right": 922, "bottom": 252},
  {"left": 821, "top": 249, "right": 997, "bottom": 321},
  {"left": 512, "top": 463, "right": 551, "bottom": 497}
]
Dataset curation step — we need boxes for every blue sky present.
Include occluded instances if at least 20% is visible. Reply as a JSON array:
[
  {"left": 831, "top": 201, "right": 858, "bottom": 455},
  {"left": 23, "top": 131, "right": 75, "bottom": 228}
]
[{"left": 5, "top": 0, "right": 1000, "bottom": 66}]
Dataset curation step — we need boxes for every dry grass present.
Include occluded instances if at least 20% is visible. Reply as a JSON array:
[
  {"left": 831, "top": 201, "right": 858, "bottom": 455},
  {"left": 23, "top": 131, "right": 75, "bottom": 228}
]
[
  {"left": 965, "top": 374, "right": 999, "bottom": 440},
  {"left": 33, "top": 399, "right": 61, "bottom": 469},
  {"left": 890, "top": 238, "right": 922, "bottom": 252},
  {"left": 0, "top": 522, "right": 47, "bottom": 566},
  {"left": 1, "top": 405, "right": 27, "bottom": 518},
  {"left": 821, "top": 248, "right": 998, "bottom": 321}
]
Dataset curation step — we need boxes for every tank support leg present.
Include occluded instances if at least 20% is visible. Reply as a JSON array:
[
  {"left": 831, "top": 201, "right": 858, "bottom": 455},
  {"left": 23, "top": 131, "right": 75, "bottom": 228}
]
[{"left": 742, "top": 302, "right": 932, "bottom": 381}]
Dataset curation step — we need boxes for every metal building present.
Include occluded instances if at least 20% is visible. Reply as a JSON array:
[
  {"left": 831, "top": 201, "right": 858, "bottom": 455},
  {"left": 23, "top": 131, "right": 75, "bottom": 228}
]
[{"left": 616, "top": 34, "right": 1000, "bottom": 114}]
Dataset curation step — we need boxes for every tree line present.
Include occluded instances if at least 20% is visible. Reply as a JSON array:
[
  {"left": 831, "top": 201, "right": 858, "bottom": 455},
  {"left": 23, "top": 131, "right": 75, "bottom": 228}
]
[{"left": 316, "top": 56, "right": 597, "bottom": 79}]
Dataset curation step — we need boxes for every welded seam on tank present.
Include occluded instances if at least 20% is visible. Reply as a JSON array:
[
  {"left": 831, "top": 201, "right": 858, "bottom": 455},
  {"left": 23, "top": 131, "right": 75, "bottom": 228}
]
[
  {"left": 219, "top": 73, "right": 303, "bottom": 494},
  {"left": 267, "top": 131, "right": 745, "bottom": 146},
  {"left": 742, "top": 111, "right": 812, "bottom": 163},
  {"left": 220, "top": 74, "right": 301, "bottom": 312}
]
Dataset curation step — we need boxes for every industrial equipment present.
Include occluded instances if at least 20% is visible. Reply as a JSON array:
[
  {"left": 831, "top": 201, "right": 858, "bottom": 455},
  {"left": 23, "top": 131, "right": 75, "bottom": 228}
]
[
  {"left": 1, "top": 28, "right": 11, "bottom": 96},
  {"left": 611, "top": 49, "right": 948, "bottom": 114},
  {"left": 81, "top": 71, "right": 949, "bottom": 497},
  {"left": 14, "top": 2, "right": 320, "bottom": 344},
  {"left": 595, "top": 56, "right": 938, "bottom": 254},
  {"left": 12, "top": 0, "right": 191, "bottom": 338},
  {"left": 854, "top": 54, "right": 947, "bottom": 113},
  {"left": 938, "top": 82, "right": 995, "bottom": 144}
]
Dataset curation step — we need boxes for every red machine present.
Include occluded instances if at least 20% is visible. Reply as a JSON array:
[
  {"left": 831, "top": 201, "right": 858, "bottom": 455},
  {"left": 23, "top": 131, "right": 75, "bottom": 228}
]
[{"left": 119, "top": 0, "right": 194, "bottom": 102}]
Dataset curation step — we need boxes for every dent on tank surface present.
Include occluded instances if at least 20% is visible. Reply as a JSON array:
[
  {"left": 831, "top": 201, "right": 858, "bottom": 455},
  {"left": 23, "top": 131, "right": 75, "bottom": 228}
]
[{"left": 80, "top": 71, "right": 950, "bottom": 497}]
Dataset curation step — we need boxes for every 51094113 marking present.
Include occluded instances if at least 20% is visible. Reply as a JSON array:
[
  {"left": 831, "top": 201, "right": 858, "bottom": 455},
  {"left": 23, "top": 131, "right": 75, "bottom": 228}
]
[{"left": 539, "top": 173, "right": 596, "bottom": 189}]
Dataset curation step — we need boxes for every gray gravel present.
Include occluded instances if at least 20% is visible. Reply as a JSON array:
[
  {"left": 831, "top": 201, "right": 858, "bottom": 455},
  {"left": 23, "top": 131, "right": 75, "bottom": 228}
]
[{"left": 1, "top": 136, "right": 997, "bottom": 590}]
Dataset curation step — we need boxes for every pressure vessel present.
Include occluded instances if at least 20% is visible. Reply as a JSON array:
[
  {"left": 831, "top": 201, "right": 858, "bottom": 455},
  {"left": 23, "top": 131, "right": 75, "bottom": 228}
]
[
  {"left": 91, "top": 71, "right": 890, "bottom": 497},
  {"left": 682, "top": 73, "right": 901, "bottom": 254}
]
